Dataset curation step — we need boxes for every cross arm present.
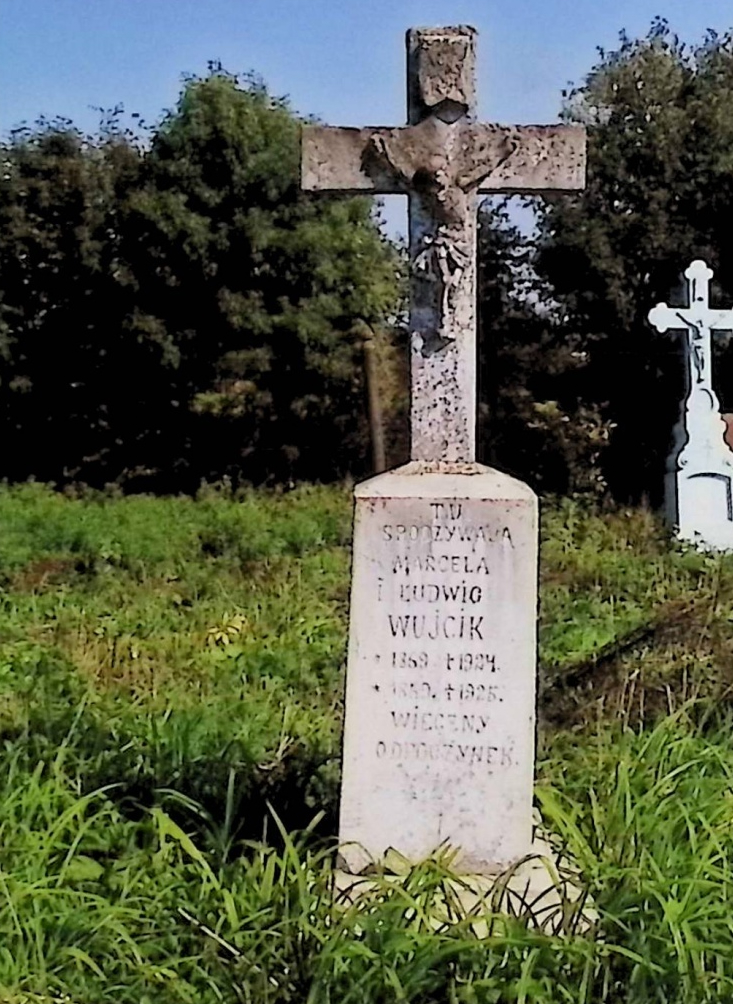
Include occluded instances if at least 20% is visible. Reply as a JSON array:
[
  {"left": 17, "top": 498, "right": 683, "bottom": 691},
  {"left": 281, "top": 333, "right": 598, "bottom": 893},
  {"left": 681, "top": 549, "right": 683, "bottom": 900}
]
[
  {"left": 301, "top": 125, "right": 408, "bottom": 194},
  {"left": 472, "top": 124, "right": 586, "bottom": 194},
  {"left": 303, "top": 121, "right": 586, "bottom": 196},
  {"left": 649, "top": 303, "right": 688, "bottom": 333},
  {"left": 649, "top": 304, "right": 733, "bottom": 333},
  {"left": 707, "top": 309, "right": 733, "bottom": 331}
]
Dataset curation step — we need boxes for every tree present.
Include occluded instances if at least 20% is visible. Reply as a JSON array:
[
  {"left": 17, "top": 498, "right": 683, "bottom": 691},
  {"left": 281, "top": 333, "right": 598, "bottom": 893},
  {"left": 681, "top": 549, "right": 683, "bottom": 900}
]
[
  {"left": 536, "top": 20, "right": 733, "bottom": 501},
  {"left": 477, "top": 201, "right": 611, "bottom": 494},
  {"left": 0, "top": 70, "right": 402, "bottom": 489},
  {"left": 120, "top": 69, "right": 402, "bottom": 488},
  {"left": 0, "top": 117, "right": 146, "bottom": 485}
]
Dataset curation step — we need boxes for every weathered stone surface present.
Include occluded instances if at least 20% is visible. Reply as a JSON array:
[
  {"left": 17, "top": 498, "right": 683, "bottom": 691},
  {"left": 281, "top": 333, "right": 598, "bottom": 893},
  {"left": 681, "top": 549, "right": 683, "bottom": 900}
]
[
  {"left": 649, "top": 259, "right": 733, "bottom": 551},
  {"left": 301, "top": 123, "right": 585, "bottom": 195},
  {"left": 407, "top": 25, "right": 476, "bottom": 120},
  {"left": 301, "top": 25, "right": 586, "bottom": 464},
  {"left": 302, "top": 26, "right": 578, "bottom": 883},
  {"left": 338, "top": 463, "right": 538, "bottom": 874}
]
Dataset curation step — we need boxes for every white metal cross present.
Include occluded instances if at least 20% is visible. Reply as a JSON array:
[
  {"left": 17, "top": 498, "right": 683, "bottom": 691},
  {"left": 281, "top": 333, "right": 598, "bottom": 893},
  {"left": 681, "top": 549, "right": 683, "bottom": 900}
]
[
  {"left": 648, "top": 260, "right": 733, "bottom": 401},
  {"left": 649, "top": 259, "right": 733, "bottom": 550}
]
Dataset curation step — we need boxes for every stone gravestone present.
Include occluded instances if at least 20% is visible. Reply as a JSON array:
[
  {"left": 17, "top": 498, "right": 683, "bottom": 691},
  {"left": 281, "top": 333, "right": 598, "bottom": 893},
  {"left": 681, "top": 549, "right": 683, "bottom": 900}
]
[
  {"left": 649, "top": 260, "right": 733, "bottom": 552},
  {"left": 302, "top": 26, "right": 586, "bottom": 874}
]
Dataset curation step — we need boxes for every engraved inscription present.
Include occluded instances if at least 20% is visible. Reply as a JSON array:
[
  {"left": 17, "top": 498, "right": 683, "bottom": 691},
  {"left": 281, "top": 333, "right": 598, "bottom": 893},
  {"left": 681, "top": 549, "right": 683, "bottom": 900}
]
[
  {"left": 375, "top": 740, "right": 515, "bottom": 766},
  {"left": 367, "top": 498, "right": 517, "bottom": 776},
  {"left": 388, "top": 614, "right": 484, "bottom": 639},
  {"left": 382, "top": 522, "right": 512, "bottom": 547}
]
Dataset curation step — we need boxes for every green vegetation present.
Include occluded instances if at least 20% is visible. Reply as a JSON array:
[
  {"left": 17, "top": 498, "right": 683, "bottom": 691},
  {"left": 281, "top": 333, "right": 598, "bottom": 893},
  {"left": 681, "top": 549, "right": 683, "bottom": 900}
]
[
  {"left": 14, "top": 20, "right": 733, "bottom": 498},
  {"left": 0, "top": 71, "right": 402, "bottom": 490},
  {"left": 6, "top": 14, "right": 733, "bottom": 1002},
  {"left": 0, "top": 483, "right": 731, "bottom": 1001},
  {"left": 538, "top": 20, "right": 733, "bottom": 500}
]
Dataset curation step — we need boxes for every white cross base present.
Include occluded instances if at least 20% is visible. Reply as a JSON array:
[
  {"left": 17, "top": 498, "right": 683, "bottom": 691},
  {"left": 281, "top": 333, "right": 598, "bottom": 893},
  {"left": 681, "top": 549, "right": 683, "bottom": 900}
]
[{"left": 648, "top": 260, "right": 733, "bottom": 551}]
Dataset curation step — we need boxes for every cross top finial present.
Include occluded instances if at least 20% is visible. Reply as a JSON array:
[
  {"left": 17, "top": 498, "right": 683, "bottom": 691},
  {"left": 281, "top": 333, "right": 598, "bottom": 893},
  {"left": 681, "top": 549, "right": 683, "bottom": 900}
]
[
  {"left": 407, "top": 26, "right": 477, "bottom": 125},
  {"left": 685, "top": 259, "right": 714, "bottom": 309},
  {"left": 685, "top": 259, "right": 714, "bottom": 286}
]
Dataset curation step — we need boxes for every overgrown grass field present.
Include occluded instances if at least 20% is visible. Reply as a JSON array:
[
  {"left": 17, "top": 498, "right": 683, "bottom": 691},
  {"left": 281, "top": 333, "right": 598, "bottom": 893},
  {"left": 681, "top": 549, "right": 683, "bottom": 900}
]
[{"left": 1, "top": 483, "right": 733, "bottom": 1002}]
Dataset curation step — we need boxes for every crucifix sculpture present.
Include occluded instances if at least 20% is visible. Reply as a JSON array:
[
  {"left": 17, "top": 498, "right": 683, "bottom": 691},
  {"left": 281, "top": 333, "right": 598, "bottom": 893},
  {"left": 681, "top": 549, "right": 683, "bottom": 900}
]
[
  {"left": 649, "top": 259, "right": 733, "bottom": 547},
  {"left": 302, "top": 25, "right": 586, "bottom": 463},
  {"left": 648, "top": 260, "right": 733, "bottom": 448}
]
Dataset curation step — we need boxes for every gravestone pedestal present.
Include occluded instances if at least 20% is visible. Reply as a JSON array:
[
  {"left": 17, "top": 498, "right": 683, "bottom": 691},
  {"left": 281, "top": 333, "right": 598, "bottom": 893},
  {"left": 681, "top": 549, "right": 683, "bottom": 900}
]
[
  {"left": 339, "top": 462, "right": 537, "bottom": 874},
  {"left": 666, "top": 416, "right": 733, "bottom": 552}
]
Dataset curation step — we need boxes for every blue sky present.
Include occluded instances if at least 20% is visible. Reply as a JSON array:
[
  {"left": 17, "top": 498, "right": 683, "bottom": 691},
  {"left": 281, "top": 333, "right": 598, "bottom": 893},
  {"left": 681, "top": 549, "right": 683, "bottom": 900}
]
[{"left": 2, "top": 0, "right": 733, "bottom": 235}]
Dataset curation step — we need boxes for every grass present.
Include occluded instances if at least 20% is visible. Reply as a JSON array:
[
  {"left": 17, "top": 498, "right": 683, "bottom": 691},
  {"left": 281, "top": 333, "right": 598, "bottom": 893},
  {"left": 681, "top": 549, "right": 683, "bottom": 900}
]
[
  {"left": 0, "top": 482, "right": 352, "bottom": 842},
  {"left": 0, "top": 482, "right": 731, "bottom": 1000}
]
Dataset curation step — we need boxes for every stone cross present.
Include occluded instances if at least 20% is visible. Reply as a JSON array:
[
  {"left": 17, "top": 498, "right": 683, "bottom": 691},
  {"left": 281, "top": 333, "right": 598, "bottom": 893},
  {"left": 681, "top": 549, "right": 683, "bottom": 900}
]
[
  {"left": 302, "top": 25, "right": 585, "bottom": 463},
  {"left": 305, "top": 25, "right": 586, "bottom": 880},
  {"left": 649, "top": 259, "right": 733, "bottom": 549}
]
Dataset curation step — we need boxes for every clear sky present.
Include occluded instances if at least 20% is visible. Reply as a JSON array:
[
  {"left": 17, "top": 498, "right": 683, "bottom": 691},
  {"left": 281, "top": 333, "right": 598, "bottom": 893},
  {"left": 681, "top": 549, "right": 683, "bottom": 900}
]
[{"left": 2, "top": 0, "right": 732, "bottom": 234}]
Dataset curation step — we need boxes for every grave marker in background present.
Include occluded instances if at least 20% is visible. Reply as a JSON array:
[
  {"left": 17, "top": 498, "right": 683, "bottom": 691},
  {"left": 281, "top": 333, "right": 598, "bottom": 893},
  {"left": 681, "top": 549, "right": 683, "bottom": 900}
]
[
  {"left": 302, "top": 25, "right": 586, "bottom": 873},
  {"left": 649, "top": 259, "right": 733, "bottom": 552}
]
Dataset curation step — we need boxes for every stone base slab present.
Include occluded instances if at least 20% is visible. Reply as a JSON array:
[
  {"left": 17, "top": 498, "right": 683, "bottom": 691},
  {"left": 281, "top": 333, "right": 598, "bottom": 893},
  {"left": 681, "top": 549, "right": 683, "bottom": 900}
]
[{"left": 334, "top": 825, "right": 597, "bottom": 937}]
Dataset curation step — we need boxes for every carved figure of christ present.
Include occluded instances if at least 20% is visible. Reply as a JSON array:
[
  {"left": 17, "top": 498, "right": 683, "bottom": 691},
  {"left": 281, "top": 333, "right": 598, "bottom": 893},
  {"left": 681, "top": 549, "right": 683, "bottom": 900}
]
[{"left": 302, "top": 26, "right": 586, "bottom": 463}]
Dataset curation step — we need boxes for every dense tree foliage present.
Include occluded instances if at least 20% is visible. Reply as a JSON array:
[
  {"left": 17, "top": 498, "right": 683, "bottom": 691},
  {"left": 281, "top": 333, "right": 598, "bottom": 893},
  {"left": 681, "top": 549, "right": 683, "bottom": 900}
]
[
  {"left": 8, "top": 25, "right": 733, "bottom": 495},
  {"left": 0, "top": 120, "right": 143, "bottom": 485},
  {"left": 477, "top": 201, "right": 610, "bottom": 494},
  {"left": 537, "top": 21, "right": 733, "bottom": 501},
  {"left": 0, "top": 71, "right": 401, "bottom": 489}
]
